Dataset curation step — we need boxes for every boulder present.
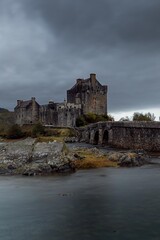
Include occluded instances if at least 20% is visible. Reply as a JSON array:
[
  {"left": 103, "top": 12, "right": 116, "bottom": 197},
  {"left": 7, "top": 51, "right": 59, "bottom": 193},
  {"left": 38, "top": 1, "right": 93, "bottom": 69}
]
[{"left": 0, "top": 138, "right": 75, "bottom": 175}]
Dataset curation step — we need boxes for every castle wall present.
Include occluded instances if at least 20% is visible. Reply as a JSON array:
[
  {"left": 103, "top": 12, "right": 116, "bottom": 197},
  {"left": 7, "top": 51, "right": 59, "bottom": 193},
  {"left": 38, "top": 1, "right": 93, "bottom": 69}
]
[
  {"left": 57, "top": 108, "right": 81, "bottom": 127},
  {"left": 39, "top": 103, "right": 58, "bottom": 126},
  {"left": 39, "top": 102, "right": 81, "bottom": 127}
]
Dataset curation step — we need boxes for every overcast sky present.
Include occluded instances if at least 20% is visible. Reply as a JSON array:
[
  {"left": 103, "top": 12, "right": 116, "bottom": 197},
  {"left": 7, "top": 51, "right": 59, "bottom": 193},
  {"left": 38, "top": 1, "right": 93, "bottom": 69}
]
[{"left": 1, "top": 0, "right": 160, "bottom": 119}]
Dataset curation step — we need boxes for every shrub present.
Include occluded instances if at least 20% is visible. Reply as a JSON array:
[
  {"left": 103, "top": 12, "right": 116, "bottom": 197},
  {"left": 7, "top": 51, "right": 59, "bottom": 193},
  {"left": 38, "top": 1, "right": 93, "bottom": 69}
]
[
  {"left": 84, "top": 113, "right": 97, "bottom": 123},
  {"left": 6, "top": 124, "right": 23, "bottom": 139},
  {"left": 103, "top": 114, "right": 114, "bottom": 121},
  {"left": 132, "top": 112, "right": 155, "bottom": 121},
  {"left": 76, "top": 116, "right": 86, "bottom": 127},
  {"left": 32, "top": 123, "right": 45, "bottom": 137},
  {"left": 76, "top": 113, "right": 114, "bottom": 127},
  {"left": 44, "top": 128, "right": 60, "bottom": 137},
  {"left": 119, "top": 116, "right": 130, "bottom": 121}
]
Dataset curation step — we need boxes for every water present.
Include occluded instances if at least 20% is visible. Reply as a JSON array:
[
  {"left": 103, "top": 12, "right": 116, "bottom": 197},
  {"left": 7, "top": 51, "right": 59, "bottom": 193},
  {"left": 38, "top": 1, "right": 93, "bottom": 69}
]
[{"left": 1, "top": 164, "right": 160, "bottom": 240}]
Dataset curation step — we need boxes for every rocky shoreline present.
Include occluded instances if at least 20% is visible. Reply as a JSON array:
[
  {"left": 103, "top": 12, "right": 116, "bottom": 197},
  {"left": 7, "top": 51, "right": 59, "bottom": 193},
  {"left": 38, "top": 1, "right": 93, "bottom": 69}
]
[
  {"left": 71, "top": 146, "right": 150, "bottom": 168},
  {"left": 0, "top": 138, "right": 75, "bottom": 176},
  {"left": 0, "top": 138, "right": 150, "bottom": 176}
]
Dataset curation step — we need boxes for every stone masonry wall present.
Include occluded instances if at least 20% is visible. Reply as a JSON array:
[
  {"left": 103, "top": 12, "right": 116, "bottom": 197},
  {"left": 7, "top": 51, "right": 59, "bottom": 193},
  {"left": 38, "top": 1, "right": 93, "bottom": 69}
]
[
  {"left": 15, "top": 99, "right": 39, "bottom": 125},
  {"left": 80, "top": 121, "right": 160, "bottom": 152},
  {"left": 109, "top": 122, "right": 160, "bottom": 151},
  {"left": 67, "top": 73, "right": 107, "bottom": 115},
  {"left": 110, "top": 125, "right": 160, "bottom": 151}
]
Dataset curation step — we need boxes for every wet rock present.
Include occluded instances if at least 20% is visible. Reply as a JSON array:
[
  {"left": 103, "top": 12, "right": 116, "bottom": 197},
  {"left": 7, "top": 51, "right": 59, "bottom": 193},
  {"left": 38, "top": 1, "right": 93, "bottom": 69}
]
[
  {"left": 0, "top": 165, "right": 9, "bottom": 174},
  {"left": 74, "top": 153, "right": 84, "bottom": 160},
  {"left": 57, "top": 163, "right": 75, "bottom": 173},
  {"left": 114, "top": 152, "right": 149, "bottom": 167},
  {"left": 64, "top": 137, "right": 79, "bottom": 143},
  {"left": 7, "top": 164, "right": 17, "bottom": 170},
  {"left": 22, "top": 163, "right": 53, "bottom": 176},
  {"left": 105, "top": 150, "right": 150, "bottom": 167}
]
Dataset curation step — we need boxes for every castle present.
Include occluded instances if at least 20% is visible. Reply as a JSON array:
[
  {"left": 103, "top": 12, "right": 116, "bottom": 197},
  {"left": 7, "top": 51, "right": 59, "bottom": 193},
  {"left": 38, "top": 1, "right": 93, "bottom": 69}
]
[{"left": 14, "top": 73, "right": 108, "bottom": 127}]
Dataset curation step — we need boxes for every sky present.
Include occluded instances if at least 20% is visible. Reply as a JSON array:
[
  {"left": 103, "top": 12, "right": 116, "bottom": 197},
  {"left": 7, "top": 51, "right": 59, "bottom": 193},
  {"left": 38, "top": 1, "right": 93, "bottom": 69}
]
[{"left": 0, "top": 0, "right": 160, "bottom": 120}]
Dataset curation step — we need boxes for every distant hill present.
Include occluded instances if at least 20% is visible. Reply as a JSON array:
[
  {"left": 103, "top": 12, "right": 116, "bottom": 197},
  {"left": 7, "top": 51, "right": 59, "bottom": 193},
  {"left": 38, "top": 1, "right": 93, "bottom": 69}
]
[
  {"left": 0, "top": 108, "right": 9, "bottom": 113},
  {"left": 0, "top": 111, "right": 15, "bottom": 124},
  {"left": 0, "top": 107, "right": 15, "bottom": 136}
]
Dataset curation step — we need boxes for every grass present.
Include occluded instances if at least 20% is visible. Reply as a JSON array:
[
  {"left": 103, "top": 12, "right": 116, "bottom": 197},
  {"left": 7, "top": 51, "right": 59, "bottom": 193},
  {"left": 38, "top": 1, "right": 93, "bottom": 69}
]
[
  {"left": 21, "top": 125, "right": 77, "bottom": 138},
  {"left": 35, "top": 127, "right": 77, "bottom": 143},
  {"left": 44, "top": 127, "right": 77, "bottom": 137},
  {"left": 74, "top": 149, "right": 118, "bottom": 169}
]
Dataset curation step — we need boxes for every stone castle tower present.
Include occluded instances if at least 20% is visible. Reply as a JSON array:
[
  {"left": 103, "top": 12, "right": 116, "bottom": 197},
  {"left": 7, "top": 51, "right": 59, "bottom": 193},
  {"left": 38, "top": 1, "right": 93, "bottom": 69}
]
[{"left": 67, "top": 73, "right": 107, "bottom": 115}]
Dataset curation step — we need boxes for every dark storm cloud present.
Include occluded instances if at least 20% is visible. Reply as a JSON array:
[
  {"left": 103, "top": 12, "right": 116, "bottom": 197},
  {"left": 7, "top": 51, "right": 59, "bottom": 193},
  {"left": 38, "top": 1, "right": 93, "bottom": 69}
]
[
  {"left": 22, "top": 0, "right": 160, "bottom": 47},
  {"left": 1, "top": 0, "right": 160, "bottom": 115}
]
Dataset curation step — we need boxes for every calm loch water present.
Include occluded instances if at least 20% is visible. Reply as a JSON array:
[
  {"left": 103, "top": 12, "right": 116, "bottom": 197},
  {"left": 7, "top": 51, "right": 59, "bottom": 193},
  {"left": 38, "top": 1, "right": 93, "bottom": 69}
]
[{"left": 0, "top": 164, "right": 160, "bottom": 240}]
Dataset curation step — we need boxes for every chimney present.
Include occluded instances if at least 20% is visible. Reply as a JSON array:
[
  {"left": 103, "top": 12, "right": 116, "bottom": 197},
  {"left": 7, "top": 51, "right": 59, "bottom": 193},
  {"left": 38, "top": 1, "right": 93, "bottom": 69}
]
[
  {"left": 90, "top": 73, "right": 96, "bottom": 86},
  {"left": 90, "top": 73, "right": 96, "bottom": 79},
  {"left": 31, "top": 97, "right": 36, "bottom": 102}
]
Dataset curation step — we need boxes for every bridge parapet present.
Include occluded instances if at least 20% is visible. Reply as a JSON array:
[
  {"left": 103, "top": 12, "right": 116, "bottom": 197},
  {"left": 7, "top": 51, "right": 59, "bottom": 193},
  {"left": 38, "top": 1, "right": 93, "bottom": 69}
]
[{"left": 111, "top": 121, "right": 160, "bottom": 129}]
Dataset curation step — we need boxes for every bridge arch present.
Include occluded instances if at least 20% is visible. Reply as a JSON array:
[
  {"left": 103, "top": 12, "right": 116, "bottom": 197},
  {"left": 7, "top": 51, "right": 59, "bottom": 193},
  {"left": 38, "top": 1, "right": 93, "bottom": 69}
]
[
  {"left": 93, "top": 130, "right": 99, "bottom": 145},
  {"left": 102, "top": 129, "right": 109, "bottom": 145},
  {"left": 85, "top": 130, "right": 90, "bottom": 143}
]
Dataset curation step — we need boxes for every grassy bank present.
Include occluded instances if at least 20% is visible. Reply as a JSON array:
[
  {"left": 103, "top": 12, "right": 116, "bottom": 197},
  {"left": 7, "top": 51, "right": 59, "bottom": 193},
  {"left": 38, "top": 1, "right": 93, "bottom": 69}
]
[
  {"left": 21, "top": 125, "right": 76, "bottom": 138},
  {"left": 73, "top": 148, "right": 118, "bottom": 169},
  {"left": 36, "top": 136, "right": 64, "bottom": 143},
  {"left": 0, "top": 121, "right": 77, "bottom": 140}
]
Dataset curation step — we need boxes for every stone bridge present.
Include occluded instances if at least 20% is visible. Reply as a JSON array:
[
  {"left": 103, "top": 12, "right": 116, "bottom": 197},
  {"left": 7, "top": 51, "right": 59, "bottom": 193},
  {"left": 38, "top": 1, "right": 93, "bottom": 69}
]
[{"left": 79, "top": 121, "right": 160, "bottom": 152}]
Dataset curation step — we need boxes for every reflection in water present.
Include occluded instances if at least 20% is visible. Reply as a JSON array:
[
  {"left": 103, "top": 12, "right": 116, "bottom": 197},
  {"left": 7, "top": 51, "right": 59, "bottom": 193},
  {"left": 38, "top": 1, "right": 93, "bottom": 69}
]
[{"left": 0, "top": 166, "right": 160, "bottom": 239}]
